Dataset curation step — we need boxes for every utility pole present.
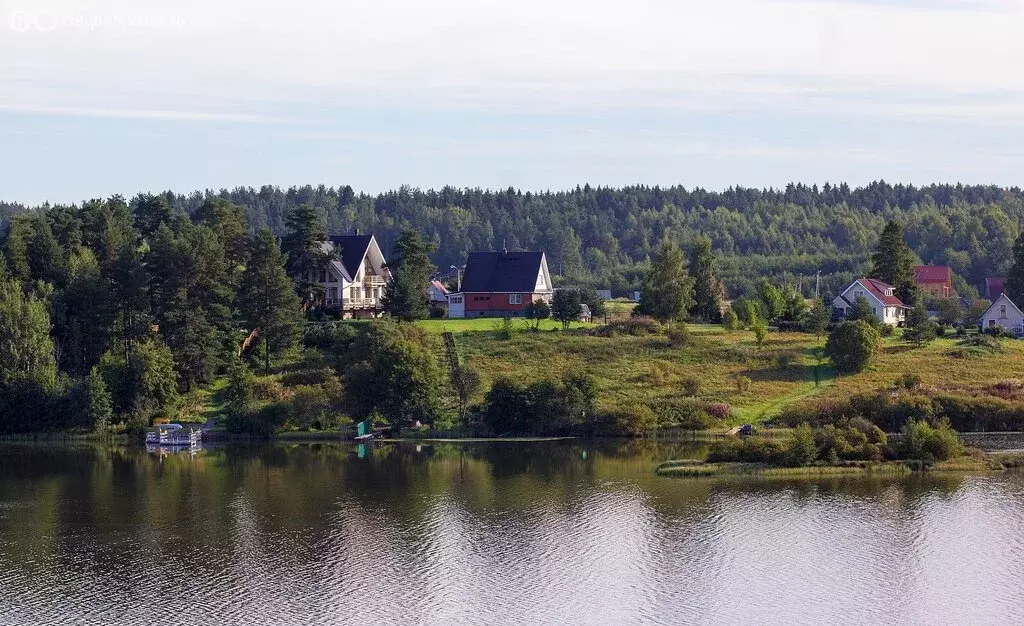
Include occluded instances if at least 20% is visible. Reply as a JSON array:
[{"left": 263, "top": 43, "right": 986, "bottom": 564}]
[{"left": 450, "top": 264, "right": 465, "bottom": 291}]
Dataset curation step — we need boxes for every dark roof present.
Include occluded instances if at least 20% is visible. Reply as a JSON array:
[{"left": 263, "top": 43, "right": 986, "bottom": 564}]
[
  {"left": 328, "top": 235, "right": 373, "bottom": 277},
  {"left": 460, "top": 251, "right": 546, "bottom": 293},
  {"left": 913, "top": 265, "right": 951, "bottom": 284}
]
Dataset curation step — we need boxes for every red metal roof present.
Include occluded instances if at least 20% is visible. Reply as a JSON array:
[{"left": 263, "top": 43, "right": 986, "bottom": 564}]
[
  {"left": 913, "top": 265, "right": 951, "bottom": 284},
  {"left": 858, "top": 278, "right": 906, "bottom": 306}
]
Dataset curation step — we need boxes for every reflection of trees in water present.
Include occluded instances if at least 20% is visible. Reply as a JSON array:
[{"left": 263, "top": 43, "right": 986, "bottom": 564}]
[{"left": 0, "top": 441, "right": 995, "bottom": 596}]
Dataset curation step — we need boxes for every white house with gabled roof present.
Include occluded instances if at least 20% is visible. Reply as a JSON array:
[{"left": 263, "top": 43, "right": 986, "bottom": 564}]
[
  {"left": 832, "top": 278, "right": 909, "bottom": 327},
  {"left": 297, "top": 233, "right": 391, "bottom": 319},
  {"left": 979, "top": 293, "right": 1024, "bottom": 336}
]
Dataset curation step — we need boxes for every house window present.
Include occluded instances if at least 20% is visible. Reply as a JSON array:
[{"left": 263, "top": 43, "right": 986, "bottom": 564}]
[
  {"left": 855, "top": 290, "right": 863, "bottom": 299},
  {"left": 509, "top": 294, "right": 522, "bottom": 305},
  {"left": 451, "top": 296, "right": 463, "bottom": 304},
  {"left": 1001, "top": 305, "right": 1007, "bottom": 318},
  {"left": 872, "top": 308, "right": 877, "bottom": 317},
  {"left": 328, "top": 287, "right": 337, "bottom": 302},
  {"left": 351, "top": 287, "right": 360, "bottom": 300},
  {"left": 319, "top": 270, "right": 327, "bottom": 283}
]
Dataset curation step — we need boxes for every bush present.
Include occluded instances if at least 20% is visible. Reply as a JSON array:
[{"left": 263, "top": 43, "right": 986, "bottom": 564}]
[
  {"left": 701, "top": 402, "right": 732, "bottom": 421},
  {"left": 722, "top": 308, "right": 740, "bottom": 330},
  {"left": 682, "top": 377, "right": 701, "bottom": 397},
  {"left": 596, "top": 404, "right": 658, "bottom": 436},
  {"left": 590, "top": 316, "right": 662, "bottom": 337},
  {"left": 650, "top": 399, "right": 719, "bottom": 429},
  {"left": 302, "top": 323, "right": 357, "bottom": 351},
  {"left": 707, "top": 436, "right": 787, "bottom": 464},
  {"left": 429, "top": 306, "right": 446, "bottom": 319},
  {"left": 666, "top": 325, "right": 691, "bottom": 347},
  {"left": 789, "top": 423, "right": 818, "bottom": 466},
  {"left": 734, "top": 375, "right": 752, "bottom": 393},
  {"left": 826, "top": 320, "right": 880, "bottom": 374},
  {"left": 774, "top": 350, "right": 801, "bottom": 370},
  {"left": 900, "top": 419, "right": 965, "bottom": 462},
  {"left": 894, "top": 372, "right": 922, "bottom": 390}
]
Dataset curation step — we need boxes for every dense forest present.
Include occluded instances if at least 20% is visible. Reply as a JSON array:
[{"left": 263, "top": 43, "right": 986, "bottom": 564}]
[{"left": 4, "top": 181, "right": 1022, "bottom": 300}]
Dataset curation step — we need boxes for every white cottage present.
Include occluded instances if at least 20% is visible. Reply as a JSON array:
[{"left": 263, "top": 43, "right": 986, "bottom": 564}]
[
  {"left": 832, "top": 278, "right": 908, "bottom": 327},
  {"left": 979, "top": 293, "right": 1024, "bottom": 336},
  {"left": 298, "top": 234, "right": 391, "bottom": 319}
]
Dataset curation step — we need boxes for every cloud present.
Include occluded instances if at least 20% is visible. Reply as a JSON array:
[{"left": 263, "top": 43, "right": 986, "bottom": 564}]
[{"left": 3, "top": 0, "right": 1024, "bottom": 121}]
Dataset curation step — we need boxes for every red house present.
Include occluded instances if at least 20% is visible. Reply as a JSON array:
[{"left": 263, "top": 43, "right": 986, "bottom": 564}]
[
  {"left": 447, "top": 251, "right": 553, "bottom": 318},
  {"left": 986, "top": 276, "right": 1006, "bottom": 299},
  {"left": 913, "top": 265, "right": 954, "bottom": 298}
]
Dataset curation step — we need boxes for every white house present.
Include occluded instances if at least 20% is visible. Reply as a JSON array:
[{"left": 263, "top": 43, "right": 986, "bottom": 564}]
[
  {"left": 979, "top": 293, "right": 1024, "bottom": 336},
  {"left": 427, "top": 280, "right": 449, "bottom": 308},
  {"left": 832, "top": 278, "right": 908, "bottom": 327},
  {"left": 298, "top": 233, "right": 391, "bottom": 319}
]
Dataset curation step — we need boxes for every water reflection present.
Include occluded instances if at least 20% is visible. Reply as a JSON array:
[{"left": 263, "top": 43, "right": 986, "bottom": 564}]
[{"left": 0, "top": 441, "right": 1022, "bottom": 624}]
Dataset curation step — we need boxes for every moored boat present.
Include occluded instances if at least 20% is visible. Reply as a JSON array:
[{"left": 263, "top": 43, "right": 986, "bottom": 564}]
[{"left": 145, "top": 424, "right": 202, "bottom": 447}]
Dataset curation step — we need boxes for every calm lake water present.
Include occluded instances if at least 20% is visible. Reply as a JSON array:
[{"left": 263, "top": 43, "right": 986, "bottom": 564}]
[{"left": 2, "top": 440, "right": 1024, "bottom": 625}]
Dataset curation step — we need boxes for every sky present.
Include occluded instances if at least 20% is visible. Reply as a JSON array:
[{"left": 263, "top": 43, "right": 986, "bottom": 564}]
[{"left": 2, "top": 0, "right": 1024, "bottom": 205}]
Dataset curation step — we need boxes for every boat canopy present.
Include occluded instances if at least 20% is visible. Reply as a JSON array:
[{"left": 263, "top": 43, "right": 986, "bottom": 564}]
[{"left": 156, "top": 424, "right": 184, "bottom": 430}]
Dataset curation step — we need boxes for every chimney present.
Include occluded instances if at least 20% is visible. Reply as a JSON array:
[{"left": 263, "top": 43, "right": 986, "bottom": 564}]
[{"left": 353, "top": 228, "right": 360, "bottom": 236}]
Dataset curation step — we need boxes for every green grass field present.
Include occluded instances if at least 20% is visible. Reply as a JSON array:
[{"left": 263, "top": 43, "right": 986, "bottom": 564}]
[{"left": 197, "top": 316, "right": 1024, "bottom": 433}]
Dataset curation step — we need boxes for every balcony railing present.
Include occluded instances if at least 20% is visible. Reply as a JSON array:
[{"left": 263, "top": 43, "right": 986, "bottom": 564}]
[
  {"left": 341, "top": 298, "right": 380, "bottom": 309},
  {"left": 364, "top": 275, "right": 387, "bottom": 286}
]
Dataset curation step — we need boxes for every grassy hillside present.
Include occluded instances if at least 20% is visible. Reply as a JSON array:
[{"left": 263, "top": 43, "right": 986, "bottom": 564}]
[
  {"left": 194, "top": 317, "right": 1024, "bottom": 434},
  {"left": 444, "top": 324, "right": 1024, "bottom": 426}
]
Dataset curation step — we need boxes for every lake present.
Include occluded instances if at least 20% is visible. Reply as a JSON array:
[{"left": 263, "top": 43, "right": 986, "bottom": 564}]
[{"left": 1, "top": 440, "right": 1023, "bottom": 625}]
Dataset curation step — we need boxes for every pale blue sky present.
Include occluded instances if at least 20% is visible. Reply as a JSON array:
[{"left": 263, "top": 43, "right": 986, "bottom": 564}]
[{"left": 1, "top": 0, "right": 1023, "bottom": 205}]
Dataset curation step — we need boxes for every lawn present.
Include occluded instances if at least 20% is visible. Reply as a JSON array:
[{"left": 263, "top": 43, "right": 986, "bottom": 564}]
[{"left": 415, "top": 317, "right": 596, "bottom": 334}]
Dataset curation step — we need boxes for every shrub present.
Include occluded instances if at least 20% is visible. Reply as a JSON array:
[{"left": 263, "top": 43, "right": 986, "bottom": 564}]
[
  {"left": 789, "top": 423, "right": 818, "bottom": 466},
  {"left": 701, "top": 402, "right": 732, "bottom": 421},
  {"left": 666, "top": 325, "right": 691, "bottom": 347},
  {"left": 734, "top": 375, "right": 752, "bottom": 393},
  {"left": 774, "top": 350, "right": 801, "bottom": 370},
  {"left": 429, "top": 306, "right": 446, "bottom": 319},
  {"left": 722, "top": 308, "right": 740, "bottom": 330},
  {"left": 707, "top": 436, "right": 787, "bottom": 464},
  {"left": 900, "top": 419, "right": 965, "bottom": 462},
  {"left": 826, "top": 320, "right": 880, "bottom": 374},
  {"left": 894, "top": 372, "right": 922, "bottom": 390},
  {"left": 303, "top": 323, "right": 357, "bottom": 351},
  {"left": 590, "top": 316, "right": 662, "bottom": 337},
  {"left": 682, "top": 377, "right": 701, "bottom": 397},
  {"left": 650, "top": 399, "right": 718, "bottom": 429},
  {"left": 595, "top": 404, "right": 658, "bottom": 436}
]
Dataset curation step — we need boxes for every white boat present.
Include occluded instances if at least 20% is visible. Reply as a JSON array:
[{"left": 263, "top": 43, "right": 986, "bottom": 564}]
[{"left": 145, "top": 424, "right": 202, "bottom": 447}]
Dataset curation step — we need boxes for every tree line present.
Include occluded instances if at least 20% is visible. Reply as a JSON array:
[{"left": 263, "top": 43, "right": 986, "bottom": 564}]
[{"left": 5, "top": 181, "right": 1024, "bottom": 300}]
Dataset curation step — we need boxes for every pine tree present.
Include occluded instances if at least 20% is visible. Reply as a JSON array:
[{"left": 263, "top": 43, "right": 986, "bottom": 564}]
[
  {"left": 1004, "top": 233, "right": 1024, "bottom": 305},
  {"left": 111, "top": 243, "right": 151, "bottom": 358},
  {"left": 382, "top": 230, "right": 435, "bottom": 321},
  {"left": 237, "top": 229, "right": 302, "bottom": 372},
  {"left": 282, "top": 204, "right": 328, "bottom": 303},
  {"left": 27, "top": 216, "right": 67, "bottom": 286},
  {"left": 870, "top": 220, "right": 917, "bottom": 304},
  {"left": 2, "top": 215, "right": 33, "bottom": 282},
  {"left": 147, "top": 223, "right": 235, "bottom": 389},
  {"left": 635, "top": 239, "right": 695, "bottom": 325},
  {"left": 194, "top": 197, "right": 249, "bottom": 268},
  {"left": 802, "top": 299, "right": 831, "bottom": 338},
  {"left": 51, "top": 248, "right": 115, "bottom": 374},
  {"left": 903, "top": 301, "right": 936, "bottom": 346},
  {"left": 133, "top": 193, "right": 173, "bottom": 238},
  {"left": 689, "top": 235, "right": 722, "bottom": 322}
]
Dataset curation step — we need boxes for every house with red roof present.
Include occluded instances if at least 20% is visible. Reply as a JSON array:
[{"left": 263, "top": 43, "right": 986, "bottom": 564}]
[
  {"left": 832, "top": 278, "right": 909, "bottom": 326},
  {"left": 913, "top": 265, "right": 954, "bottom": 298},
  {"left": 985, "top": 276, "right": 1005, "bottom": 300},
  {"left": 427, "top": 279, "right": 449, "bottom": 309}
]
